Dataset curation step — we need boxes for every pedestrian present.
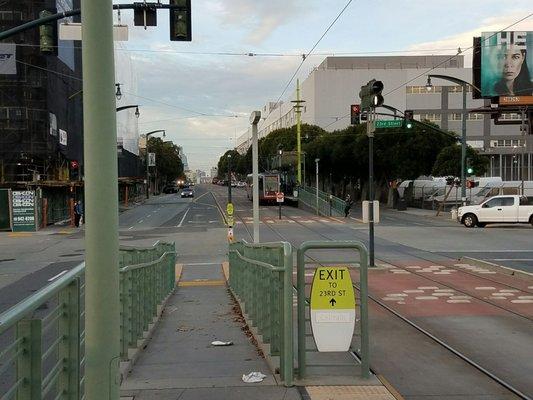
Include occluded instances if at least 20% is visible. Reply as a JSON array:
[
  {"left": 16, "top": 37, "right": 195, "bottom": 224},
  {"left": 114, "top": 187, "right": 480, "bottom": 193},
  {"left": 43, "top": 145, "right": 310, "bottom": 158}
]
[
  {"left": 344, "top": 194, "right": 353, "bottom": 218},
  {"left": 74, "top": 200, "right": 83, "bottom": 227}
]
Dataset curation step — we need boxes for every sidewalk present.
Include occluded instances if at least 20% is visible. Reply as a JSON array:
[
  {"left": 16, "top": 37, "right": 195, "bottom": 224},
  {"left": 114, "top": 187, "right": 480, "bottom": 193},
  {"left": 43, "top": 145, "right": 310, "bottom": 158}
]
[{"left": 120, "top": 263, "right": 301, "bottom": 400}]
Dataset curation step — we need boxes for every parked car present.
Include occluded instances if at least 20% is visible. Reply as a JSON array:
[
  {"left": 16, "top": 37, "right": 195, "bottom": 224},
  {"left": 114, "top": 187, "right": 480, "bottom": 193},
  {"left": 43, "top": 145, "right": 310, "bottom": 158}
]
[
  {"left": 180, "top": 188, "right": 194, "bottom": 198},
  {"left": 163, "top": 184, "right": 178, "bottom": 194},
  {"left": 458, "top": 195, "right": 533, "bottom": 228}
]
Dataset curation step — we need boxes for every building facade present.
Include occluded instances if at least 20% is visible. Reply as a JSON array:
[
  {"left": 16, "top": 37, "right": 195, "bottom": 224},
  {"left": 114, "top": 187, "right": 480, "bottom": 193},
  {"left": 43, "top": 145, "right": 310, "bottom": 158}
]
[
  {"left": 0, "top": 0, "right": 83, "bottom": 184},
  {"left": 236, "top": 55, "right": 529, "bottom": 181}
]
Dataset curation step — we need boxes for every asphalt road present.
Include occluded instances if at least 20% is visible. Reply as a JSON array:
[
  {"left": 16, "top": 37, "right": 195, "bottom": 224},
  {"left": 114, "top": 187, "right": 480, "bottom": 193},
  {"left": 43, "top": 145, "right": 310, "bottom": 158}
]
[{"left": 0, "top": 185, "right": 224, "bottom": 314}]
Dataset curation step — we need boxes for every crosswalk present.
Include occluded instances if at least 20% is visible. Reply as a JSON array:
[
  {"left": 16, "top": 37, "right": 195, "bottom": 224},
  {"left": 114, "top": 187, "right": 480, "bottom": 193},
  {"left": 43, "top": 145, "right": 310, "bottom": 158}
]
[{"left": 236, "top": 215, "right": 347, "bottom": 225}]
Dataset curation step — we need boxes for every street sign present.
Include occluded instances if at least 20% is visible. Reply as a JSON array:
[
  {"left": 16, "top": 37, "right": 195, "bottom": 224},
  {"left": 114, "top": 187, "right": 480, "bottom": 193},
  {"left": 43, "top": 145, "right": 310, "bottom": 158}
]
[
  {"left": 309, "top": 266, "right": 356, "bottom": 352},
  {"left": 148, "top": 153, "right": 156, "bottom": 167},
  {"left": 226, "top": 202, "right": 234, "bottom": 216},
  {"left": 375, "top": 120, "right": 403, "bottom": 129},
  {"left": 276, "top": 192, "right": 284, "bottom": 203}
]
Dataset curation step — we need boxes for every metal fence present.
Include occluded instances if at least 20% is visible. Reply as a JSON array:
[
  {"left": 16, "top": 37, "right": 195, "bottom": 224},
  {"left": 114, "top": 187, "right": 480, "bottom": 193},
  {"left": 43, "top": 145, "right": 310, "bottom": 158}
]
[
  {"left": 228, "top": 241, "right": 293, "bottom": 387},
  {"left": 298, "top": 186, "right": 346, "bottom": 216},
  {"left": 0, "top": 241, "right": 176, "bottom": 400}
]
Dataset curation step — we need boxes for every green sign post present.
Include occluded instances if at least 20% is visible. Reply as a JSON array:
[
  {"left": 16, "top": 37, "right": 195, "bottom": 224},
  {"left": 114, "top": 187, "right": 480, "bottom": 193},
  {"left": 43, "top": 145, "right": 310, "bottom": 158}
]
[
  {"left": 12, "top": 191, "right": 37, "bottom": 232},
  {"left": 375, "top": 120, "right": 403, "bottom": 129}
]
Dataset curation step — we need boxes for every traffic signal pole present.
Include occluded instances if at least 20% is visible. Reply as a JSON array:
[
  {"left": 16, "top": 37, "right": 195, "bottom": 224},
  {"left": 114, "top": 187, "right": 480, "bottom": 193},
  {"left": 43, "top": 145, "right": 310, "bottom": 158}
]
[
  {"left": 82, "top": 0, "right": 120, "bottom": 399},
  {"left": 368, "top": 110, "right": 375, "bottom": 268}
]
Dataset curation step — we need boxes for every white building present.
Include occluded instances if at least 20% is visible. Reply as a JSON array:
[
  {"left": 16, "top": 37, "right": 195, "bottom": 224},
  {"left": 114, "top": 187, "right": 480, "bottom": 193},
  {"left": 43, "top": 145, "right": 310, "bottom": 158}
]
[
  {"left": 236, "top": 55, "right": 530, "bottom": 181},
  {"left": 210, "top": 167, "right": 218, "bottom": 178}
]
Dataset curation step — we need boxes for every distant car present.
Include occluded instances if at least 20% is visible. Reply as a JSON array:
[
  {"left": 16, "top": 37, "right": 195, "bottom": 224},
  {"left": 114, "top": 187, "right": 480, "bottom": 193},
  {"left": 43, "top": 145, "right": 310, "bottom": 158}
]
[
  {"left": 237, "top": 181, "right": 246, "bottom": 188},
  {"left": 180, "top": 188, "right": 194, "bottom": 198},
  {"left": 163, "top": 185, "right": 178, "bottom": 194}
]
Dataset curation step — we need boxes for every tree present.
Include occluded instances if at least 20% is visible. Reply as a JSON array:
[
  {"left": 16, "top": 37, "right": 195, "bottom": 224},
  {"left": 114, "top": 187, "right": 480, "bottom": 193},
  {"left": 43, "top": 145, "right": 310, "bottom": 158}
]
[
  {"left": 147, "top": 137, "right": 184, "bottom": 186},
  {"left": 432, "top": 144, "right": 489, "bottom": 177}
]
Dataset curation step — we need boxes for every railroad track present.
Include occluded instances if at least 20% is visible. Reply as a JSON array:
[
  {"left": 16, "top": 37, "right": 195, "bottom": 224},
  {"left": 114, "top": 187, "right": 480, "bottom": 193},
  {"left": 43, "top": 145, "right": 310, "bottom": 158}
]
[{"left": 217, "top": 190, "right": 532, "bottom": 400}]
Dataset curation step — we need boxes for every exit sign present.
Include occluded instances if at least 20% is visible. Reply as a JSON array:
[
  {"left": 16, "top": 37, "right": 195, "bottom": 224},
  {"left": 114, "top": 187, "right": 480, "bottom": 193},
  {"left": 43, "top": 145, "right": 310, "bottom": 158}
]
[{"left": 375, "top": 120, "right": 403, "bottom": 129}]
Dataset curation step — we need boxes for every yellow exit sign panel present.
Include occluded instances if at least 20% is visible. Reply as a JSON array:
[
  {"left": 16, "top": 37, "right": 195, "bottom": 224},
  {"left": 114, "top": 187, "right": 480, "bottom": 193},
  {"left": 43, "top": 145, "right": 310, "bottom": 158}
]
[{"left": 310, "top": 267, "right": 355, "bottom": 310}]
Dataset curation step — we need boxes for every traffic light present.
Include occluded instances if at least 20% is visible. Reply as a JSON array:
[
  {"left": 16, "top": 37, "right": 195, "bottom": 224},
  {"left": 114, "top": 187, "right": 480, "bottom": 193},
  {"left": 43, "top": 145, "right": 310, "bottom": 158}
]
[
  {"left": 359, "top": 79, "right": 384, "bottom": 111},
  {"left": 39, "top": 10, "right": 57, "bottom": 54},
  {"left": 404, "top": 110, "right": 414, "bottom": 129},
  {"left": 350, "top": 104, "right": 361, "bottom": 125},
  {"left": 466, "top": 157, "right": 474, "bottom": 175},
  {"left": 169, "top": 0, "right": 192, "bottom": 41},
  {"left": 70, "top": 160, "right": 79, "bottom": 181}
]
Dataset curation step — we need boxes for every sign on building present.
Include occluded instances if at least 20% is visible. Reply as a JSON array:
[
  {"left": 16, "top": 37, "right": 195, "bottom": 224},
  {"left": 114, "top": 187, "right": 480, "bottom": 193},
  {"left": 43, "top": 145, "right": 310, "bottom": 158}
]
[
  {"left": 59, "top": 129, "right": 68, "bottom": 146},
  {"left": 0, "top": 43, "right": 16, "bottom": 75},
  {"left": 148, "top": 153, "right": 156, "bottom": 167},
  {"left": 310, "top": 266, "right": 356, "bottom": 352},
  {"left": 12, "top": 191, "right": 37, "bottom": 232}
]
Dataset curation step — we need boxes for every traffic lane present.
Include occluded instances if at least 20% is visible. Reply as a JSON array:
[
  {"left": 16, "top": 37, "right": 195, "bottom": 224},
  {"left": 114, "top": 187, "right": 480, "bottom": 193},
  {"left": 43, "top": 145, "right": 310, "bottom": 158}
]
[
  {"left": 162, "top": 191, "right": 225, "bottom": 229},
  {"left": 437, "top": 251, "right": 533, "bottom": 274}
]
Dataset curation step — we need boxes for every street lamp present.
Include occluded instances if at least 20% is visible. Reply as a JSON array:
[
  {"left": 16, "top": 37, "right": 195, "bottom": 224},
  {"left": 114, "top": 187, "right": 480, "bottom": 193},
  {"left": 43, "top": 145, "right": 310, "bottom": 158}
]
[
  {"left": 426, "top": 74, "right": 480, "bottom": 205},
  {"left": 144, "top": 130, "right": 165, "bottom": 199},
  {"left": 115, "top": 83, "right": 122, "bottom": 100},
  {"left": 116, "top": 104, "right": 140, "bottom": 117}
]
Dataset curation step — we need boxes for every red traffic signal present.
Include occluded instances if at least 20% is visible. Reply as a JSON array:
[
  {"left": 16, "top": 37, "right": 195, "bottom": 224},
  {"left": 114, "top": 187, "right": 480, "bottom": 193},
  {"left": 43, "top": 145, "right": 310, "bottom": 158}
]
[
  {"left": 350, "top": 104, "right": 361, "bottom": 125},
  {"left": 70, "top": 161, "right": 79, "bottom": 169}
]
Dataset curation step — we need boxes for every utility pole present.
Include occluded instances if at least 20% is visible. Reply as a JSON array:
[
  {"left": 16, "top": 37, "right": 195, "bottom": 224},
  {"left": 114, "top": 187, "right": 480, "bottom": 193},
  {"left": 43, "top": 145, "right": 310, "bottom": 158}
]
[
  {"left": 82, "top": 0, "right": 120, "bottom": 399},
  {"left": 250, "top": 111, "right": 261, "bottom": 243},
  {"left": 278, "top": 147, "right": 283, "bottom": 220},
  {"left": 292, "top": 79, "right": 305, "bottom": 187}
]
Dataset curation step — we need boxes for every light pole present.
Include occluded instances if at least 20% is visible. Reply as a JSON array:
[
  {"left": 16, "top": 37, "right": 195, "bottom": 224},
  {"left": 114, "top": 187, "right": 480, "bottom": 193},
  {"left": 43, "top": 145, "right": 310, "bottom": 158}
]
[
  {"left": 250, "top": 111, "right": 261, "bottom": 243},
  {"left": 116, "top": 104, "right": 140, "bottom": 117},
  {"left": 315, "top": 158, "right": 320, "bottom": 215},
  {"left": 278, "top": 146, "right": 283, "bottom": 220},
  {"left": 144, "top": 130, "right": 165, "bottom": 199},
  {"left": 426, "top": 75, "right": 480, "bottom": 205}
]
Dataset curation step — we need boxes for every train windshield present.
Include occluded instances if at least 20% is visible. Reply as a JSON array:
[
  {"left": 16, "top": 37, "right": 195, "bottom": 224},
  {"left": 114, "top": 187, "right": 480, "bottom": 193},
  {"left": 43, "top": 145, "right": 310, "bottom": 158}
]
[{"left": 264, "top": 175, "right": 278, "bottom": 193}]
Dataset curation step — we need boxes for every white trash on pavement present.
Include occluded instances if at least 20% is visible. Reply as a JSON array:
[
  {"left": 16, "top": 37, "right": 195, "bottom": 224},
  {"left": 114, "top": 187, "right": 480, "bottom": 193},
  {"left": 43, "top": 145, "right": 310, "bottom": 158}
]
[{"left": 242, "top": 372, "right": 267, "bottom": 383}]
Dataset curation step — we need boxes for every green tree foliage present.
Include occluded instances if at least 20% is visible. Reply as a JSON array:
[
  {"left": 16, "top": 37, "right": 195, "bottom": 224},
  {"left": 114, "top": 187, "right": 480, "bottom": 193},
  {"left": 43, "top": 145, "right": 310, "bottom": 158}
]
[
  {"left": 148, "top": 137, "right": 184, "bottom": 184},
  {"left": 215, "top": 121, "right": 458, "bottom": 186},
  {"left": 432, "top": 144, "right": 489, "bottom": 177}
]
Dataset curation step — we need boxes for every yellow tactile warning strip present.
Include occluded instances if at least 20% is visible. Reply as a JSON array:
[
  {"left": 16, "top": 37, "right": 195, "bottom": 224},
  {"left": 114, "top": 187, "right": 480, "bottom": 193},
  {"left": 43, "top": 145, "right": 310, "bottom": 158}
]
[
  {"left": 221, "top": 261, "right": 230, "bottom": 282},
  {"left": 175, "top": 264, "right": 183, "bottom": 284},
  {"left": 306, "top": 386, "right": 397, "bottom": 400},
  {"left": 178, "top": 280, "right": 226, "bottom": 287},
  {"left": 7, "top": 232, "right": 33, "bottom": 237}
]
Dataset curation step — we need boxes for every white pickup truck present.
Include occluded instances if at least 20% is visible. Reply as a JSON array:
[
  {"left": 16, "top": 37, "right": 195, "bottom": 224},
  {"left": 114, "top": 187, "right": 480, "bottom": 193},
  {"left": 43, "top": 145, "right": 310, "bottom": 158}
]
[{"left": 458, "top": 195, "right": 533, "bottom": 228}]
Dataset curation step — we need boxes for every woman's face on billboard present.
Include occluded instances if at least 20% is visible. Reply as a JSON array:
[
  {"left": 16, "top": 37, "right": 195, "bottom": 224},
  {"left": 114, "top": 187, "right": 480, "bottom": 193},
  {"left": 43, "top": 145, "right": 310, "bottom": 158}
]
[{"left": 495, "top": 45, "right": 525, "bottom": 82}]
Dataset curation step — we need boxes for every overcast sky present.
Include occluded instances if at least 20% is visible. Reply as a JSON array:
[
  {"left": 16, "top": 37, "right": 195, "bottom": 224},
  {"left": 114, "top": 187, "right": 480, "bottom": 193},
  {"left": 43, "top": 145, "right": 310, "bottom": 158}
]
[{"left": 113, "top": 0, "right": 533, "bottom": 173}]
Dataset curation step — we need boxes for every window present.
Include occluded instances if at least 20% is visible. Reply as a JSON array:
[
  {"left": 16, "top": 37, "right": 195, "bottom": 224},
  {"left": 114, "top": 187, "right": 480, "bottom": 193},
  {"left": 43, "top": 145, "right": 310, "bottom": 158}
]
[
  {"left": 419, "top": 113, "right": 441, "bottom": 122},
  {"left": 484, "top": 198, "right": 502, "bottom": 208},
  {"left": 501, "top": 197, "right": 515, "bottom": 206},
  {"left": 406, "top": 85, "right": 442, "bottom": 94},
  {"left": 468, "top": 113, "right": 483, "bottom": 120},
  {"left": 449, "top": 113, "right": 462, "bottom": 121}
]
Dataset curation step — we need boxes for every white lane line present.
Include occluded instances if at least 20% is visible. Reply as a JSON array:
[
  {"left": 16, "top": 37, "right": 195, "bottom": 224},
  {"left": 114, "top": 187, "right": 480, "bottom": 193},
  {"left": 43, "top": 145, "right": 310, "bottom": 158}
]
[
  {"left": 439, "top": 250, "right": 533, "bottom": 253},
  {"left": 475, "top": 287, "right": 496, "bottom": 290},
  {"left": 177, "top": 208, "right": 190, "bottom": 227},
  {"left": 147, "top": 214, "right": 152, "bottom": 218},
  {"left": 138, "top": 219, "right": 144, "bottom": 224},
  {"left": 128, "top": 226, "right": 134, "bottom": 230},
  {"left": 48, "top": 270, "right": 68, "bottom": 282},
  {"left": 493, "top": 259, "right": 533, "bottom": 261},
  {"left": 511, "top": 299, "right": 533, "bottom": 304}
]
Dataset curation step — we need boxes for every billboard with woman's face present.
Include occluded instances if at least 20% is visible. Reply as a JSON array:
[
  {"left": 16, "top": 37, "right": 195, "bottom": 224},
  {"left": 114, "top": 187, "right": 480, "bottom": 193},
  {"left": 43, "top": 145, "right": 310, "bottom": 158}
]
[{"left": 481, "top": 31, "right": 533, "bottom": 97}]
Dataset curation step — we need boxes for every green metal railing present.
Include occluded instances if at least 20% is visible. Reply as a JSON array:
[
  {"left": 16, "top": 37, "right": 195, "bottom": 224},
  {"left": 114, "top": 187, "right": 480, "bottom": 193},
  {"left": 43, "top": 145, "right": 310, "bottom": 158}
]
[
  {"left": 298, "top": 186, "right": 346, "bottom": 216},
  {"left": 228, "top": 241, "right": 294, "bottom": 387},
  {"left": 0, "top": 241, "right": 176, "bottom": 400}
]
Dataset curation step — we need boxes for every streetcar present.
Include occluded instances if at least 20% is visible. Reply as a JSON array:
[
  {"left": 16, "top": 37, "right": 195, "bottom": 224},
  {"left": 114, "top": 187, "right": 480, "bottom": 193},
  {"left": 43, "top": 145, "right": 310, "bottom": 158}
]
[{"left": 245, "top": 173, "right": 280, "bottom": 203}]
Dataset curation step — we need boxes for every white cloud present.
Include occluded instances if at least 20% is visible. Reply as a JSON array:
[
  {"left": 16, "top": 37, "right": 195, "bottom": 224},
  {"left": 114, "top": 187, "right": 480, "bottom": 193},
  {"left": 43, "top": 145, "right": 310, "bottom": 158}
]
[{"left": 408, "top": 13, "right": 533, "bottom": 67}]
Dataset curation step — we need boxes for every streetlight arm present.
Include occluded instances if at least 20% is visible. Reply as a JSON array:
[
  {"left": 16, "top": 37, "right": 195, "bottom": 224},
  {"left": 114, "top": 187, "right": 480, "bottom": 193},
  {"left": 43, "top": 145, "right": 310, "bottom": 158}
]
[
  {"left": 116, "top": 105, "right": 140, "bottom": 112},
  {"left": 427, "top": 74, "right": 481, "bottom": 92}
]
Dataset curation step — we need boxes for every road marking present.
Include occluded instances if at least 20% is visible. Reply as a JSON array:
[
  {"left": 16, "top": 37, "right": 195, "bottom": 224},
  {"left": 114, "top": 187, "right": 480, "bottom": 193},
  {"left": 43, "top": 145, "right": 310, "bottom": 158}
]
[
  {"left": 48, "top": 270, "right": 68, "bottom": 281},
  {"left": 518, "top": 296, "right": 533, "bottom": 299},
  {"left": 447, "top": 299, "right": 471, "bottom": 304},
  {"left": 475, "top": 287, "right": 496, "bottom": 290},
  {"left": 493, "top": 259, "right": 533, "bottom": 261},
  {"left": 138, "top": 219, "right": 144, "bottom": 224},
  {"left": 511, "top": 299, "right": 533, "bottom": 303},
  {"left": 147, "top": 214, "right": 152, "bottom": 218},
  {"left": 177, "top": 208, "right": 190, "bottom": 227},
  {"left": 415, "top": 296, "right": 438, "bottom": 300},
  {"left": 178, "top": 280, "right": 225, "bottom": 287},
  {"left": 439, "top": 250, "right": 533, "bottom": 253},
  {"left": 403, "top": 289, "right": 424, "bottom": 293},
  {"left": 128, "top": 226, "right": 134, "bottom": 230},
  {"left": 417, "top": 286, "right": 439, "bottom": 290}
]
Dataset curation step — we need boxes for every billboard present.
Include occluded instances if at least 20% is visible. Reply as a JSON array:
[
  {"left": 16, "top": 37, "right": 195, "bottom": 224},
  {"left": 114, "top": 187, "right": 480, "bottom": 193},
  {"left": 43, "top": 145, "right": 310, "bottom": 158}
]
[{"left": 480, "top": 31, "right": 533, "bottom": 98}]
